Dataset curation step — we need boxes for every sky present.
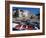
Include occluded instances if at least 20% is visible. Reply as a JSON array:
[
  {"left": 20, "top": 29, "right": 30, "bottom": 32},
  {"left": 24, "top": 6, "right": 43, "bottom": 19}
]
[{"left": 13, "top": 7, "right": 40, "bottom": 15}]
